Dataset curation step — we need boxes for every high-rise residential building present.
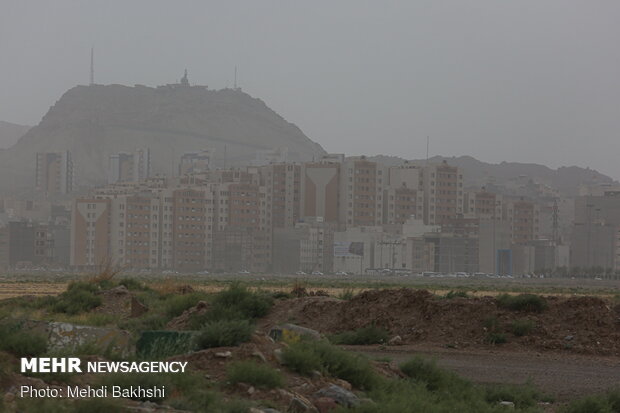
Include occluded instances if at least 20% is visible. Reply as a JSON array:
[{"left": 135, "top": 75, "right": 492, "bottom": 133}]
[
  {"left": 36, "top": 151, "right": 73, "bottom": 195},
  {"left": 71, "top": 198, "right": 111, "bottom": 268},
  {"left": 463, "top": 189, "right": 503, "bottom": 220},
  {"left": 251, "top": 147, "right": 289, "bottom": 166},
  {"left": 108, "top": 148, "right": 149, "bottom": 184},
  {"left": 384, "top": 164, "right": 424, "bottom": 225},
  {"left": 108, "top": 153, "right": 134, "bottom": 184},
  {"left": 340, "top": 157, "right": 387, "bottom": 227},
  {"left": 301, "top": 160, "right": 341, "bottom": 223},
  {"left": 179, "top": 149, "right": 213, "bottom": 175},
  {"left": 571, "top": 192, "right": 620, "bottom": 271},
  {"left": 260, "top": 163, "right": 301, "bottom": 228},
  {"left": 421, "top": 161, "right": 464, "bottom": 226},
  {"left": 504, "top": 198, "right": 539, "bottom": 245}
]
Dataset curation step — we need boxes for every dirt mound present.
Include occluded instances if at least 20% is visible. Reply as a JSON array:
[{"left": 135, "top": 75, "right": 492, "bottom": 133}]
[
  {"left": 166, "top": 301, "right": 210, "bottom": 330},
  {"left": 263, "top": 289, "right": 620, "bottom": 356},
  {"left": 94, "top": 286, "right": 148, "bottom": 318}
]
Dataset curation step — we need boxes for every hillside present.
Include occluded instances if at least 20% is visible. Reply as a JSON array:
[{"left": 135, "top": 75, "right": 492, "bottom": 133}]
[
  {"left": 0, "top": 121, "right": 30, "bottom": 149},
  {"left": 0, "top": 83, "right": 325, "bottom": 190},
  {"left": 370, "top": 155, "right": 614, "bottom": 197}
]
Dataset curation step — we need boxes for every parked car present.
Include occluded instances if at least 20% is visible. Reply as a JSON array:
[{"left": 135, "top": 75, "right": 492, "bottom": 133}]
[{"left": 311, "top": 271, "right": 324, "bottom": 275}]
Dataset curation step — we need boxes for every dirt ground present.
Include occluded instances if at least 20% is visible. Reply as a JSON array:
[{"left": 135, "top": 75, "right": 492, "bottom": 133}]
[{"left": 350, "top": 344, "right": 620, "bottom": 401}]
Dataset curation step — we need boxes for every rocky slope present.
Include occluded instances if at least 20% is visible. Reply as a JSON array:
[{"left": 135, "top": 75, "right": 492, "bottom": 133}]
[
  {"left": 0, "top": 120, "right": 30, "bottom": 149},
  {"left": 0, "top": 84, "right": 325, "bottom": 190}
]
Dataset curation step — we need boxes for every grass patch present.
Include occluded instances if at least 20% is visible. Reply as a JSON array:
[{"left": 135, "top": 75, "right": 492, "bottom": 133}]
[
  {"left": 282, "top": 340, "right": 380, "bottom": 390},
  {"left": 485, "top": 382, "right": 552, "bottom": 409},
  {"left": 194, "top": 319, "right": 254, "bottom": 349},
  {"left": 444, "top": 290, "right": 469, "bottom": 299},
  {"left": 484, "top": 332, "right": 507, "bottom": 345},
  {"left": 330, "top": 325, "right": 389, "bottom": 345},
  {"left": 51, "top": 282, "right": 102, "bottom": 315},
  {"left": 338, "top": 288, "right": 356, "bottom": 300},
  {"left": 497, "top": 294, "right": 548, "bottom": 312},
  {"left": 0, "top": 321, "right": 47, "bottom": 357},
  {"left": 400, "top": 356, "right": 467, "bottom": 392},
  {"left": 227, "top": 361, "right": 284, "bottom": 389},
  {"left": 561, "top": 389, "right": 620, "bottom": 413},
  {"left": 510, "top": 319, "right": 536, "bottom": 337},
  {"left": 164, "top": 291, "right": 210, "bottom": 318}
]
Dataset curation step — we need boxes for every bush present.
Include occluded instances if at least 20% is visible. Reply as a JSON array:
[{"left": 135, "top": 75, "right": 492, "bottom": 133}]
[
  {"left": 330, "top": 325, "right": 389, "bottom": 345},
  {"left": 164, "top": 292, "right": 210, "bottom": 318},
  {"left": 561, "top": 389, "right": 620, "bottom": 413},
  {"left": 338, "top": 288, "right": 356, "bottom": 300},
  {"left": 72, "top": 398, "right": 124, "bottom": 413},
  {"left": 194, "top": 319, "right": 254, "bottom": 349},
  {"left": 283, "top": 341, "right": 380, "bottom": 390},
  {"left": 210, "top": 283, "right": 273, "bottom": 320},
  {"left": 510, "top": 319, "right": 536, "bottom": 337},
  {"left": 118, "top": 278, "right": 149, "bottom": 291},
  {"left": 445, "top": 290, "right": 469, "bottom": 299},
  {"left": 497, "top": 294, "right": 548, "bottom": 312},
  {"left": 484, "top": 382, "right": 551, "bottom": 409},
  {"left": 0, "top": 322, "right": 47, "bottom": 357},
  {"left": 52, "top": 282, "right": 102, "bottom": 315},
  {"left": 227, "top": 361, "right": 283, "bottom": 389},
  {"left": 400, "top": 356, "right": 467, "bottom": 392},
  {"left": 484, "top": 332, "right": 507, "bottom": 345}
]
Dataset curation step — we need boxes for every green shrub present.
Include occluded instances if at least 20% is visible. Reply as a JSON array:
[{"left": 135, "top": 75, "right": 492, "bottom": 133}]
[
  {"left": 118, "top": 278, "right": 149, "bottom": 291},
  {"left": 484, "top": 382, "right": 551, "bottom": 409},
  {"left": 194, "top": 319, "right": 254, "bottom": 349},
  {"left": 561, "top": 389, "right": 620, "bottom": 413},
  {"left": 52, "top": 282, "right": 102, "bottom": 315},
  {"left": 338, "top": 288, "right": 356, "bottom": 300},
  {"left": 281, "top": 342, "right": 324, "bottom": 375},
  {"left": 227, "top": 361, "right": 283, "bottom": 389},
  {"left": 484, "top": 332, "right": 507, "bottom": 345},
  {"left": 210, "top": 283, "right": 273, "bottom": 320},
  {"left": 330, "top": 325, "right": 389, "bottom": 345},
  {"left": 139, "top": 335, "right": 195, "bottom": 359},
  {"left": 119, "top": 313, "right": 166, "bottom": 333},
  {"left": 445, "top": 290, "right": 469, "bottom": 299},
  {"left": 164, "top": 292, "right": 210, "bottom": 318},
  {"left": 400, "top": 356, "right": 467, "bottom": 392},
  {"left": 497, "top": 294, "right": 548, "bottom": 312},
  {"left": 510, "top": 319, "right": 536, "bottom": 337},
  {"left": 283, "top": 341, "right": 380, "bottom": 390},
  {"left": 0, "top": 322, "right": 47, "bottom": 357}
]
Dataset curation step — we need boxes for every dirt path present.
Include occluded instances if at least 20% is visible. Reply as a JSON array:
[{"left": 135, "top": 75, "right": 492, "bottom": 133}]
[{"left": 350, "top": 344, "right": 620, "bottom": 400}]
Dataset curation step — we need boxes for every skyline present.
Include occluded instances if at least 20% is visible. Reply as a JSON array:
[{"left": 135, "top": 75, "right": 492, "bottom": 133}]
[{"left": 1, "top": 1, "right": 619, "bottom": 179}]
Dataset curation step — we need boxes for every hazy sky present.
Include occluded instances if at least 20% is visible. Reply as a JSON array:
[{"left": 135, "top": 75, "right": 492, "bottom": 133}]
[{"left": 1, "top": 1, "right": 619, "bottom": 178}]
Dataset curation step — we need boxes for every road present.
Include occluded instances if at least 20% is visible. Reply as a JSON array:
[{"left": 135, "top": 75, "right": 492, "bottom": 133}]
[{"left": 349, "top": 344, "right": 620, "bottom": 400}]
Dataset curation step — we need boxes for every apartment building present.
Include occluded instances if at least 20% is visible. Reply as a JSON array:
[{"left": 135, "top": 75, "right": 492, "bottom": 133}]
[
  {"left": 260, "top": 163, "right": 301, "bottom": 228},
  {"left": 36, "top": 151, "right": 73, "bottom": 195},
  {"left": 504, "top": 198, "right": 539, "bottom": 245},
  {"left": 384, "top": 164, "right": 424, "bottom": 225},
  {"left": 422, "top": 161, "right": 464, "bottom": 226},
  {"left": 340, "top": 157, "right": 387, "bottom": 227},
  {"left": 108, "top": 148, "right": 151, "bottom": 184},
  {"left": 71, "top": 198, "right": 111, "bottom": 267}
]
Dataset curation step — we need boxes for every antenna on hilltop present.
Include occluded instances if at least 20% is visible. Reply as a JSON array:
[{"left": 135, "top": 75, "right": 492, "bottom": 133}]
[
  {"left": 90, "top": 47, "right": 94, "bottom": 85},
  {"left": 234, "top": 66, "right": 237, "bottom": 89},
  {"left": 426, "top": 136, "right": 430, "bottom": 166}
]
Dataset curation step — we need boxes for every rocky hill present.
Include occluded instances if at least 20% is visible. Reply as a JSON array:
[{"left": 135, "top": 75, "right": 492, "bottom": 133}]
[
  {"left": 0, "top": 121, "right": 30, "bottom": 149},
  {"left": 0, "top": 83, "right": 325, "bottom": 191},
  {"left": 370, "top": 155, "right": 614, "bottom": 197}
]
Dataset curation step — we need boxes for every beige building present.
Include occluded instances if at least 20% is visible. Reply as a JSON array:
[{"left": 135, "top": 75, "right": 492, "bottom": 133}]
[
  {"left": 339, "top": 157, "right": 387, "bottom": 227},
  {"left": 422, "top": 161, "right": 464, "bottom": 226},
  {"left": 36, "top": 151, "right": 73, "bottom": 196}
]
